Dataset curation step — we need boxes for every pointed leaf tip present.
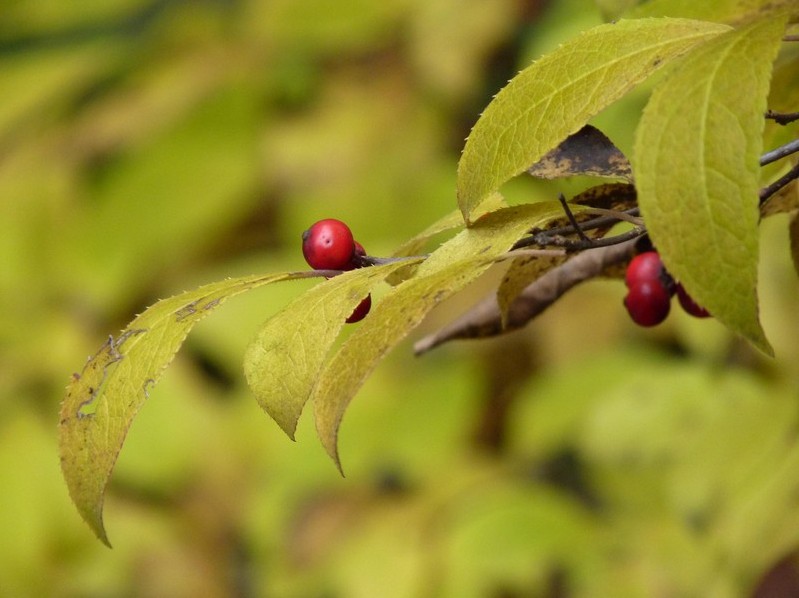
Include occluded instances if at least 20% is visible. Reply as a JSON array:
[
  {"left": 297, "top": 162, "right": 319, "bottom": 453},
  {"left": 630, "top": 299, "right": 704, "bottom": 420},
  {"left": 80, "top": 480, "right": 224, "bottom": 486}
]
[
  {"left": 59, "top": 271, "right": 318, "bottom": 543},
  {"left": 635, "top": 15, "right": 787, "bottom": 355},
  {"left": 244, "top": 261, "right": 421, "bottom": 439},
  {"left": 313, "top": 202, "right": 571, "bottom": 468}
]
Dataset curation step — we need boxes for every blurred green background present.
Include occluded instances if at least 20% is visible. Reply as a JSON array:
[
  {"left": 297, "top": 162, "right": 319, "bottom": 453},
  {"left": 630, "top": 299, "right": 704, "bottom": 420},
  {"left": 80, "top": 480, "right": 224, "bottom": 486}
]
[{"left": 2, "top": 0, "right": 799, "bottom": 596}]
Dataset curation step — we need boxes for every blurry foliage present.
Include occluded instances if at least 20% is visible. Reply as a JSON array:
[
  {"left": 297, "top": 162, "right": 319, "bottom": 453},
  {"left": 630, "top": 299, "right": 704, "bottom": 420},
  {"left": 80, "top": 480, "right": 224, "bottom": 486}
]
[{"left": 3, "top": 0, "right": 799, "bottom": 596}]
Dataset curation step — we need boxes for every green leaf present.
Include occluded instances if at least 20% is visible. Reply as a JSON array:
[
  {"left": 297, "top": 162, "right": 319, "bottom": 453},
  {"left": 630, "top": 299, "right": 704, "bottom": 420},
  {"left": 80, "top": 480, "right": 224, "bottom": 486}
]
[
  {"left": 634, "top": 14, "right": 787, "bottom": 355},
  {"left": 391, "top": 192, "right": 507, "bottom": 258},
  {"left": 386, "top": 192, "right": 507, "bottom": 285},
  {"left": 243, "top": 260, "right": 422, "bottom": 439},
  {"left": 312, "top": 202, "right": 566, "bottom": 471},
  {"left": 59, "top": 270, "right": 320, "bottom": 546},
  {"left": 456, "top": 17, "right": 730, "bottom": 222}
]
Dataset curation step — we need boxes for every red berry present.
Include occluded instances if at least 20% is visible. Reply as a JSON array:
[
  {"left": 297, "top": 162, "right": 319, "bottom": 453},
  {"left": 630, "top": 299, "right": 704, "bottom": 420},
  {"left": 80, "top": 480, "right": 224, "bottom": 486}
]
[
  {"left": 346, "top": 294, "right": 371, "bottom": 323},
  {"left": 625, "top": 251, "right": 667, "bottom": 288},
  {"left": 624, "top": 280, "right": 671, "bottom": 327},
  {"left": 676, "top": 284, "right": 710, "bottom": 318},
  {"left": 302, "top": 219, "right": 356, "bottom": 270}
]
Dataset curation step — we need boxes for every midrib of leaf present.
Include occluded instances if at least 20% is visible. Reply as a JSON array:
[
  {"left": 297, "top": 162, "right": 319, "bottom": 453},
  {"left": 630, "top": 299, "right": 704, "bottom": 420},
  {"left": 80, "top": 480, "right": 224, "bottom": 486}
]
[
  {"left": 244, "top": 260, "right": 422, "bottom": 440},
  {"left": 457, "top": 18, "right": 730, "bottom": 222},
  {"left": 59, "top": 270, "right": 322, "bottom": 546},
  {"left": 496, "top": 35, "right": 713, "bottom": 138},
  {"left": 634, "top": 13, "right": 788, "bottom": 354},
  {"left": 696, "top": 40, "right": 736, "bottom": 254}
]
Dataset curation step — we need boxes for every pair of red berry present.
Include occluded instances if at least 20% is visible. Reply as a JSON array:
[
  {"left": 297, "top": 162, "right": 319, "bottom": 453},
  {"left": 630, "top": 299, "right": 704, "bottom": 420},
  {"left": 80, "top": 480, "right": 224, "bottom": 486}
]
[
  {"left": 623, "top": 251, "right": 710, "bottom": 327},
  {"left": 301, "top": 219, "right": 371, "bottom": 323}
]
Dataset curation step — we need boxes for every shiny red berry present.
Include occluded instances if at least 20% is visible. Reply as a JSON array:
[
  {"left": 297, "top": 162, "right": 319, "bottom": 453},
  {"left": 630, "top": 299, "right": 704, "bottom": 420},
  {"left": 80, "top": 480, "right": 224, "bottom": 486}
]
[
  {"left": 676, "top": 284, "right": 710, "bottom": 318},
  {"left": 302, "top": 219, "right": 356, "bottom": 270},
  {"left": 624, "top": 280, "right": 671, "bottom": 327},
  {"left": 346, "top": 294, "right": 372, "bottom": 323},
  {"left": 625, "top": 251, "right": 667, "bottom": 288}
]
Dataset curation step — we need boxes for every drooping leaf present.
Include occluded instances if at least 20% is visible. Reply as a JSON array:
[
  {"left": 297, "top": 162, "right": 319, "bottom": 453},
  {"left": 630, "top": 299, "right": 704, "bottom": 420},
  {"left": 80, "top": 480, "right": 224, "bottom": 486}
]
[
  {"left": 456, "top": 17, "right": 730, "bottom": 222},
  {"left": 634, "top": 14, "right": 787, "bottom": 354},
  {"left": 527, "top": 125, "right": 633, "bottom": 182},
  {"left": 312, "top": 202, "right": 567, "bottom": 471},
  {"left": 244, "top": 260, "right": 421, "bottom": 439},
  {"left": 59, "top": 270, "right": 321, "bottom": 546}
]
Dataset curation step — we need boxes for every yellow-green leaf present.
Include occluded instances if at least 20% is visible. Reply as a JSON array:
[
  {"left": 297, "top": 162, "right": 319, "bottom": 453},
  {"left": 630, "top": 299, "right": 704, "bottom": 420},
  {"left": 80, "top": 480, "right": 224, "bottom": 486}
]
[
  {"left": 634, "top": 14, "right": 787, "bottom": 354},
  {"left": 456, "top": 17, "right": 729, "bottom": 222},
  {"left": 387, "top": 192, "right": 507, "bottom": 285},
  {"left": 312, "top": 202, "right": 565, "bottom": 471},
  {"left": 391, "top": 192, "right": 507, "bottom": 258},
  {"left": 59, "top": 271, "right": 318, "bottom": 546},
  {"left": 243, "top": 260, "right": 421, "bottom": 439}
]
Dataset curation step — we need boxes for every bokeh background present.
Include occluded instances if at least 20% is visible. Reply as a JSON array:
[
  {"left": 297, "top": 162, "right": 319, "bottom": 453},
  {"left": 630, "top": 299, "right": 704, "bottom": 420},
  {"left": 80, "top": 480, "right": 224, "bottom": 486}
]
[{"left": 2, "top": 0, "right": 799, "bottom": 596}]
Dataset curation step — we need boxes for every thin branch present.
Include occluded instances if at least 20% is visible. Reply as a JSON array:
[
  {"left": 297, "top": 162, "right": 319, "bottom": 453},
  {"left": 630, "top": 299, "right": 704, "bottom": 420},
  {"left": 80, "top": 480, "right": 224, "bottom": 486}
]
[
  {"left": 760, "top": 161, "right": 799, "bottom": 205},
  {"left": 523, "top": 208, "right": 640, "bottom": 242},
  {"left": 513, "top": 208, "right": 640, "bottom": 250},
  {"left": 414, "top": 239, "right": 637, "bottom": 355},
  {"left": 765, "top": 110, "right": 799, "bottom": 126},
  {"left": 526, "top": 227, "right": 645, "bottom": 252},
  {"left": 495, "top": 248, "right": 567, "bottom": 260},
  {"left": 760, "top": 138, "right": 799, "bottom": 166},
  {"left": 554, "top": 227, "right": 646, "bottom": 251},
  {"left": 558, "top": 193, "right": 590, "bottom": 242},
  {"left": 577, "top": 206, "right": 643, "bottom": 226}
]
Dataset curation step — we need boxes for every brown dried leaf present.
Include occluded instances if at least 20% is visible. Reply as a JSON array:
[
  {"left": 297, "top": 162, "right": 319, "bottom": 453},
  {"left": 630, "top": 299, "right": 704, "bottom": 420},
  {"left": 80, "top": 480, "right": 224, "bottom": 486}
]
[
  {"left": 527, "top": 125, "right": 634, "bottom": 182},
  {"left": 496, "top": 254, "right": 567, "bottom": 328},
  {"left": 415, "top": 240, "right": 637, "bottom": 354}
]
